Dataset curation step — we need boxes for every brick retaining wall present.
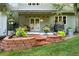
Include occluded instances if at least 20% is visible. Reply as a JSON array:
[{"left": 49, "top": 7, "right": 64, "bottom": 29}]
[
  {"left": 0, "top": 35, "right": 63, "bottom": 51},
  {"left": 0, "top": 37, "right": 36, "bottom": 51}
]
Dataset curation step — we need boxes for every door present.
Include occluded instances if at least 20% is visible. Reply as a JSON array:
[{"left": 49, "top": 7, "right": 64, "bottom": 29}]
[
  {"left": 30, "top": 18, "right": 40, "bottom": 32},
  {"left": 0, "top": 15, "right": 7, "bottom": 36}
]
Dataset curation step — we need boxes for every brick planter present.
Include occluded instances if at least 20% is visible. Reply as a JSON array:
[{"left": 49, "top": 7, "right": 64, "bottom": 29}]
[
  {"left": 33, "top": 35, "right": 48, "bottom": 46},
  {"left": 0, "top": 40, "right": 2, "bottom": 50},
  {"left": 31, "top": 34, "right": 63, "bottom": 46},
  {"left": 47, "top": 35, "right": 62, "bottom": 42},
  {"left": 0, "top": 34, "right": 63, "bottom": 51},
  {"left": 1, "top": 36, "right": 35, "bottom": 51}
]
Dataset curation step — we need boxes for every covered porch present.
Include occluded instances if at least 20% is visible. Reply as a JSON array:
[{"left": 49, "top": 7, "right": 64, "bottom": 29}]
[
  {"left": 18, "top": 11, "right": 54, "bottom": 32},
  {"left": 7, "top": 10, "right": 76, "bottom": 37}
]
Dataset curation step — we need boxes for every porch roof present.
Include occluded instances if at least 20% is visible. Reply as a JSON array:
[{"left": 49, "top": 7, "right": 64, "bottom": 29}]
[{"left": 13, "top": 10, "right": 75, "bottom": 14}]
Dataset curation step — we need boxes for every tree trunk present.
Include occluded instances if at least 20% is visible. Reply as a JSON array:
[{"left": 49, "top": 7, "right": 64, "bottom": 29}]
[
  {"left": 77, "top": 13, "right": 79, "bottom": 32},
  {"left": 73, "top": 3, "right": 79, "bottom": 32}
]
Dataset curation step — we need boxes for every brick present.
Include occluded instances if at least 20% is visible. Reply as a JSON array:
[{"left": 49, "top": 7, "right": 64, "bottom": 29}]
[
  {"left": 14, "top": 40, "right": 24, "bottom": 44},
  {"left": 24, "top": 39, "right": 36, "bottom": 47},
  {"left": 13, "top": 44, "right": 26, "bottom": 50},
  {"left": 46, "top": 38, "right": 54, "bottom": 42},
  {"left": 24, "top": 44, "right": 32, "bottom": 48},
  {"left": 23, "top": 39, "right": 31, "bottom": 43},
  {"left": 4, "top": 38, "right": 16, "bottom": 42},
  {"left": 3, "top": 42, "right": 15, "bottom": 45},
  {"left": 36, "top": 41, "right": 50, "bottom": 46}
]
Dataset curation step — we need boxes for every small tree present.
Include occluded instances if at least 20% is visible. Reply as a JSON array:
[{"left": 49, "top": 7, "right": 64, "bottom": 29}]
[
  {"left": 52, "top": 3, "right": 74, "bottom": 16},
  {"left": 52, "top": 3, "right": 65, "bottom": 16},
  {"left": 0, "top": 3, "right": 15, "bottom": 19},
  {"left": 0, "top": 3, "right": 8, "bottom": 13}
]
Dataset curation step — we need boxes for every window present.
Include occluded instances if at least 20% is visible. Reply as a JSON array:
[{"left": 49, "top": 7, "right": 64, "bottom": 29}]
[
  {"left": 55, "top": 17, "right": 58, "bottom": 22},
  {"left": 63, "top": 16, "right": 66, "bottom": 24},
  {"left": 59, "top": 16, "right": 62, "bottom": 22},
  {"left": 31, "top": 19, "right": 34, "bottom": 24},
  {"left": 55, "top": 16, "right": 67, "bottom": 24}
]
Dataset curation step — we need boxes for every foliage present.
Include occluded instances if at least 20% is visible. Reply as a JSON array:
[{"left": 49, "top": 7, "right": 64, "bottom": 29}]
[
  {"left": 43, "top": 25, "right": 50, "bottom": 33},
  {"left": 57, "top": 30, "right": 65, "bottom": 37},
  {"left": 52, "top": 3, "right": 66, "bottom": 15},
  {"left": 15, "top": 27, "right": 27, "bottom": 37},
  {"left": 53, "top": 4, "right": 65, "bottom": 11},
  {"left": 73, "top": 3, "right": 79, "bottom": 15},
  {"left": 0, "top": 3, "right": 8, "bottom": 13},
  {"left": 52, "top": 3, "right": 74, "bottom": 16},
  {"left": 7, "top": 11, "right": 15, "bottom": 19},
  {"left": 67, "top": 26, "right": 72, "bottom": 29},
  {"left": 0, "top": 3, "right": 15, "bottom": 19}
]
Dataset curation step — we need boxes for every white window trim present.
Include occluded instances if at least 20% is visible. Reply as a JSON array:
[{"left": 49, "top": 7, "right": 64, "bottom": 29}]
[{"left": 54, "top": 15, "right": 67, "bottom": 24}]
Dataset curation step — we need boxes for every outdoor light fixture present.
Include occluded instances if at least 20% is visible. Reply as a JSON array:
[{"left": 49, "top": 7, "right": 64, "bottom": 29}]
[
  {"left": 40, "top": 19, "right": 43, "bottom": 22},
  {"left": 8, "top": 19, "right": 14, "bottom": 24}
]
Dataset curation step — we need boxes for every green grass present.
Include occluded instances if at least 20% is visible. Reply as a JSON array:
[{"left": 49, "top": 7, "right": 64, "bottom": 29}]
[{"left": 0, "top": 36, "right": 79, "bottom": 56}]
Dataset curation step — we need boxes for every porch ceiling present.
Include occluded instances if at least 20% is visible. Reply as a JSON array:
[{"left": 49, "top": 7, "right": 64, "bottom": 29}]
[
  {"left": 19, "top": 12, "right": 53, "bottom": 15},
  {"left": 18, "top": 10, "right": 54, "bottom": 17},
  {"left": 19, "top": 13, "right": 52, "bottom": 18}
]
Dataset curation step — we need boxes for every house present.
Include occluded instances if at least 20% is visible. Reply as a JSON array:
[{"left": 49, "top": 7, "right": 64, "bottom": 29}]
[{"left": 0, "top": 3, "right": 79, "bottom": 36}]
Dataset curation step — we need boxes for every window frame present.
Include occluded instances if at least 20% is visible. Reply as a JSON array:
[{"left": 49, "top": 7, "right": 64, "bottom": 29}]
[{"left": 54, "top": 15, "right": 67, "bottom": 24}]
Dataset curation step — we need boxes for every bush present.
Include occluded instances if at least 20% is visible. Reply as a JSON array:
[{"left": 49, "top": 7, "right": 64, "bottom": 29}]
[
  {"left": 43, "top": 25, "right": 50, "bottom": 33},
  {"left": 15, "top": 27, "right": 27, "bottom": 37},
  {"left": 57, "top": 30, "right": 65, "bottom": 37}
]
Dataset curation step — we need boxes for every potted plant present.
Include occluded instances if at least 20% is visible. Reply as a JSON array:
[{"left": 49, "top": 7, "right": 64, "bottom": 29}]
[
  {"left": 43, "top": 25, "right": 50, "bottom": 35},
  {"left": 67, "top": 26, "right": 74, "bottom": 37}
]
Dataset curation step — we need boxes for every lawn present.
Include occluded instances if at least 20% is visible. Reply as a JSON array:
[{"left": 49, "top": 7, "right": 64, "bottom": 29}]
[{"left": 0, "top": 36, "right": 79, "bottom": 56}]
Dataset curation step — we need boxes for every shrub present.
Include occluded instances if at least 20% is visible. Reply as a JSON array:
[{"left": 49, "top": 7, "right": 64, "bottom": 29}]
[
  {"left": 57, "top": 30, "right": 65, "bottom": 37},
  {"left": 43, "top": 25, "right": 50, "bottom": 33},
  {"left": 15, "top": 27, "right": 27, "bottom": 37}
]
